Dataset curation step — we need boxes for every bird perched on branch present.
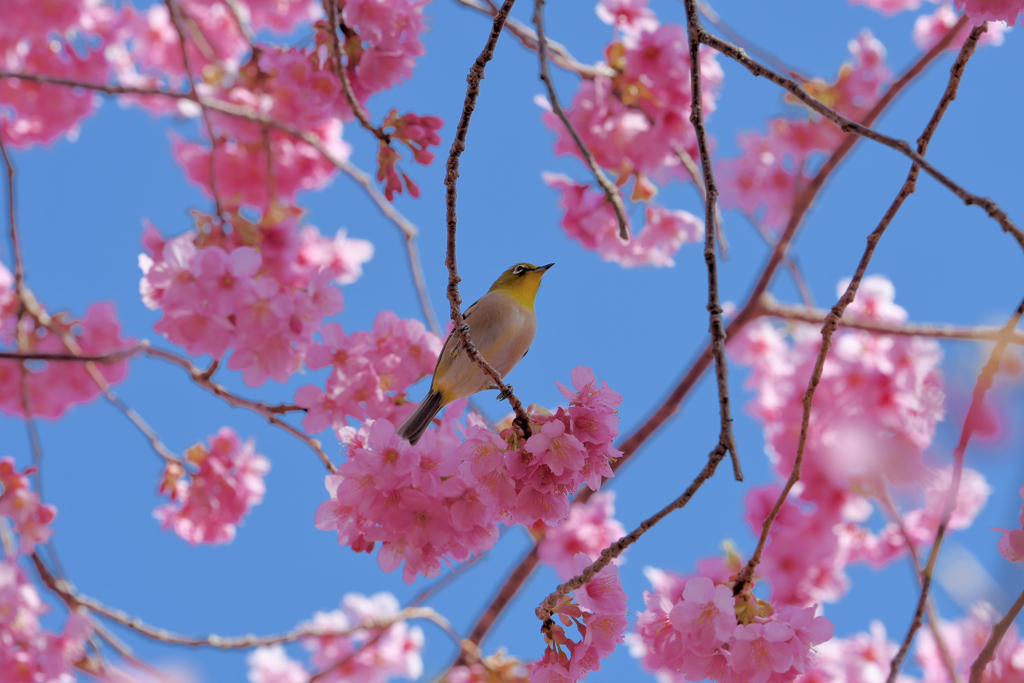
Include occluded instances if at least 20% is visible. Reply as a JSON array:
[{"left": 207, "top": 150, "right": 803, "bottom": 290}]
[{"left": 397, "top": 262, "right": 555, "bottom": 445}]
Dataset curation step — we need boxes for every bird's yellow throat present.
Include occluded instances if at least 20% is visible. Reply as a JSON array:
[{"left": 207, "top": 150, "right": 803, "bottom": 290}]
[{"left": 488, "top": 271, "right": 544, "bottom": 310}]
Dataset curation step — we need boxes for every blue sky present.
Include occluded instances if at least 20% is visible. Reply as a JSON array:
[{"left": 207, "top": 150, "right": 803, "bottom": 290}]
[{"left": 2, "top": 1, "right": 1023, "bottom": 681}]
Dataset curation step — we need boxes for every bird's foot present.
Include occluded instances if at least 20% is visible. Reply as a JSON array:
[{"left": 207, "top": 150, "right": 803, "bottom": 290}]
[
  {"left": 458, "top": 323, "right": 470, "bottom": 334},
  {"left": 497, "top": 384, "right": 513, "bottom": 401}
]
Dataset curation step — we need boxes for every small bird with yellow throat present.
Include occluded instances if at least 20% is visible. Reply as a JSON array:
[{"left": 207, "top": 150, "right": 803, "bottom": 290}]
[{"left": 396, "top": 262, "right": 555, "bottom": 445}]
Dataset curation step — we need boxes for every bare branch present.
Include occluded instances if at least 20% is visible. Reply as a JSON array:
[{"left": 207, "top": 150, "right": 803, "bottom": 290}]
[
  {"left": 443, "top": 0, "right": 533, "bottom": 436},
  {"left": 757, "top": 296, "right": 1024, "bottom": 345},
  {"left": 683, "top": 0, "right": 739, "bottom": 480},
  {"left": 321, "top": 0, "right": 391, "bottom": 144},
  {"left": 164, "top": 0, "right": 225, "bottom": 219},
  {"left": 536, "top": 443, "right": 729, "bottom": 621},
  {"left": 454, "top": 0, "right": 608, "bottom": 78},
  {"left": 33, "top": 552, "right": 452, "bottom": 649},
  {"left": 887, "top": 293, "right": 1024, "bottom": 683},
  {"left": 533, "top": 0, "right": 628, "bottom": 240},
  {"left": 697, "top": 24, "right": 1024, "bottom": 254},
  {"left": 969, "top": 588, "right": 1024, "bottom": 683},
  {"left": 143, "top": 345, "right": 336, "bottom": 473}
]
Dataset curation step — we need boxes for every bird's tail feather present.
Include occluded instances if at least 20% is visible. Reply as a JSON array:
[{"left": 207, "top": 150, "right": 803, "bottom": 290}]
[{"left": 396, "top": 391, "right": 445, "bottom": 445}]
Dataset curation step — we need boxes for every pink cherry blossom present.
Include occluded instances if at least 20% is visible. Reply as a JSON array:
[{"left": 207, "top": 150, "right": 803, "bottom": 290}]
[
  {"left": 0, "top": 561, "right": 93, "bottom": 682},
  {"left": 0, "top": 458, "right": 57, "bottom": 555},
  {"left": 915, "top": 601, "right": 1024, "bottom": 682},
  {"left": 849, "top": 0, "right": 923, "bottom": 14},
  {"left": 141, "top": 212, "right": 361, "bottom": 385},
  {"left": 154, "top": 428, "right": 270, "bottom": 544},
  {"left": 913, "top": 4, "right": 1009, "bottom": 51},
  {"left": 954, "top": 0, "right": 1024, "bottom": 24},
  {"left": 303, "top": 592, "right": 424, "bottom": 683},
  {"left": 247, "top": 645, "right": 309, "bottom": 683}
]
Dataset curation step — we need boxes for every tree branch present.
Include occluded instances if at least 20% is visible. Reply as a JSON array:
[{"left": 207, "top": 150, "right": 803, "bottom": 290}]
[
  {"left": 969, "top": 588, "right": 1024, "bottom": 683},
  {"left": 887, "top": 293, "right": 1024, "bottom": 683},
  {"left": 443, "top": 0, "right": 533, "bottom": 436},
  {"left": 683, "top": 0, "right": 739, "bottom": 480}
]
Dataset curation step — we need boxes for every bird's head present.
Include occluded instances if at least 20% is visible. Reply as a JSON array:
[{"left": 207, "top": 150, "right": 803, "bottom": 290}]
[{"left": 488, "top": 262, "right": 555, "bottom": 309}]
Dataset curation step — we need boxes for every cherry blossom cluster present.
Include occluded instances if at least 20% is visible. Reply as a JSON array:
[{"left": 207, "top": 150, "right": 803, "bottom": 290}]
[
  {"left": 728, "top": 276, "right": 993, "bottom": 606},
  {"left": 0, "top": 298, "right": 133, "bottom": 420},
  {"left": 954, "top": 0, "right": 1024, "bottom": 25},
  {"left": 528, "top": 554, "right": 629, "bottom": 683},
  {"left": 155, "top": 427, "right": 270, "bottom": 544},
  {"left": 995, "top": 485, "right": 1024, "bottom": 566},
  {"left": 139, "top": 210, "right": 371, "bottom": 385},
  {"left": 295, "top": 313, "right": 442, "bottom": 434},
  {"left": 718, "top": 32, "right": 891, "bottom": 232},
  {"left": 796, "top": 620, "right": 905, "bottom": 683},
  {"left": 172, "top": 46, "right": 355, "bottom": 211},
  {"left": 632, "top": 566, "right": 834, "bottom": 683},
  {"left": 246, "top": 592, "right": 424, "bottom": 683},
  {"left": 315, "top": 366, "right": 623, "bottom": 582},
  {"left": 540, "top": 0, "right": 718, "bottom": 267},
  {"left": 912, "top": 4, "right": 1008, "bottom": 51},
  {"left": 544, "top": 174, "right": 705, "bottom": 267},
  {"left": 0, "top": 0, "right": 113, "bottom": 147},
  {"left": 537, "top": 491, "right": 626, "bottom": 580},
  {"left": 0, "top": 457, "right": 56, "bottom": 556},
  {"left": 0, "top": 561, "right": 93, "bottom": 683}
]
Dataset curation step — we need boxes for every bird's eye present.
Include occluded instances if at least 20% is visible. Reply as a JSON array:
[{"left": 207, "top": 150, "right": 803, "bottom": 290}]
[{"left": 513, "top": 265, "right": 526, "bottom": 275}]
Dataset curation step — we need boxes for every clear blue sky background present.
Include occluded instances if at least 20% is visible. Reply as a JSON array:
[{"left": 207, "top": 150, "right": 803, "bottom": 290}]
[{"left": 2, "top": 1, "right": 1023, "bottom": 681}]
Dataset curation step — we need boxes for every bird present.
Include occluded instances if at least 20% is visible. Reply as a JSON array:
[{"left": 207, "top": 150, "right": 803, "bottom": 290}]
[{"left": 396, "top": 262, "right": 554, "bottom": 445}]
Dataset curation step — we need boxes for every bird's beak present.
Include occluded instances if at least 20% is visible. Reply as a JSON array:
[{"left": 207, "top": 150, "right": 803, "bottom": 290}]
[{"left": 537, "top": 263, "right": 555, "bottom": 273}]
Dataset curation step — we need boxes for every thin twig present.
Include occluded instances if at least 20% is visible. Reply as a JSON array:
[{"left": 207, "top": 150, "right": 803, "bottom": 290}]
[
  {"left": 675, "top": 147, "right": 727, "bottom": 259},
  {"left": 683, "top": 0, "right": 739, "bottom": 481},
  {"left": 877, "top": 487, "right": 962, "bottom": 683},
  {"left": 221, "top": 0, "right": 257, "bottom": 47},
  {"left": 887, "top": 294, "right": 1024, "bottom": 683},
  {"left": 536, "top": 443, "right": 728, "bottom": 621},
  {"left": 969, "top": 588, "right": 1024, "bottom": 683},
  {"left": 743, "top": 214, "right": 813, "bottom": 307},
  {"left": 321, "top": 0, "right": 391, "bottom": 144},
  {"left": 333, "top": 158, "right": 441, "bottom": 335},
  {"left": 32, "top": 551, "right": 451, "bottom": 649},
  {"left": 534, "top": 0, "right": 628, "bottom": 240},
  {"left": 696, "top": 24, "right": 1024, "bottom": 255},
  {"left": 142, "top": 345, "right": 336, "bottom": 472},
  {"left": 736, "top": 22, "right": 988, "bottom": 595},
  {"left": 454, "top": 0, "right": 608, "bottom": 78},
  {"left": 695, "top": 1, "right": 808, "bottom": 81},
  {"left": 164, "top": 0, "right": 225, "bottom": 219},
  {"left": 443, "top": 0, "right": 533, "bottom": 436},
  {"left": 757, "top": 297, "right": 1024, "bottom": 345}
]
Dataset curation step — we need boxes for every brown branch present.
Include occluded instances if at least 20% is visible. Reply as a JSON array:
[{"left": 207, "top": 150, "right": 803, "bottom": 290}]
[
  {"left": 143, "top": 345, "right": 336, "bottom": 473},
  {"left": 675, "top": 147, "right": 728, "bottom": 259},
  {"left": 536, "top": 443, "right": 728, "bottom": 621},
  {"left": 454, "top": 0, "right": 608, "bottom": 78},
  {"left": 683, "top": 0, "right": 739, "bottom": 481},
  {"left": 443, "top": 0, "right": 533, "bottom": 436},
  {"left": 696, "top": 1, "right": 808, "bottom": 82},
  {"left": 887, "top": 293, "right": 1024, "bottom": 683},
  {"left": 33, "top": 551, "right": 450, "bottom": 649},
  {"left": 876, "top": 486, "right": 962, "bottom": 683},
  {"left": 321, "top": 0, "right": 390, "bottom": 144},
  {"left": 969, "top": 588, "right": 1024, "bottom": 683},
  {"left": 736, "top": 22, "right": 987, "bottom": 595},
  {"left": 696, "top": 24, "right": 1024, "bottom": 255},
  {"left": 757, "top": 296, "right": 1024, "bottom": 345},
  {"left": 0, "top": 346, "right": 147, "bottom": 362},
  {"left": 164, "top": 0, "right": 225, "bottom": 219},
  {"left": 533, "top": 0, "right": 628, "bottom": 240}
]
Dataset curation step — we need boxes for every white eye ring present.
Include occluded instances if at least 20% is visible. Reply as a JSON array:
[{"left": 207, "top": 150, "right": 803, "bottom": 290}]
[{"left": 513, "top": 265, "right": 526, "bottom": 275}]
